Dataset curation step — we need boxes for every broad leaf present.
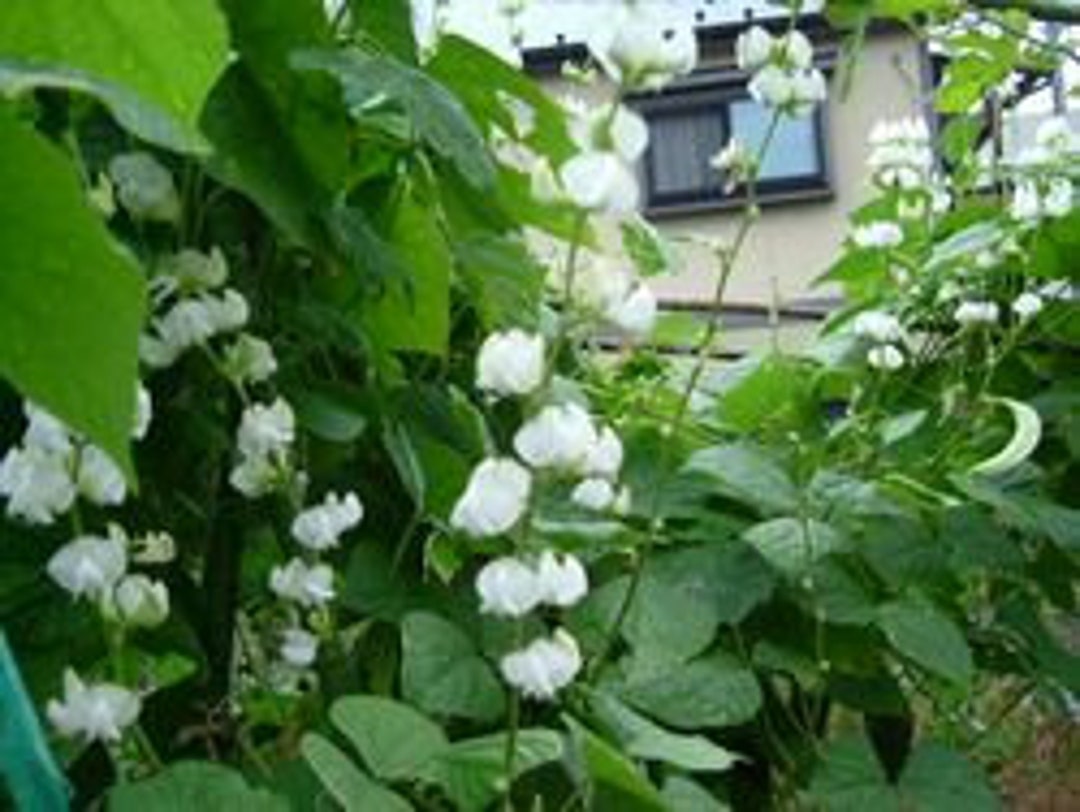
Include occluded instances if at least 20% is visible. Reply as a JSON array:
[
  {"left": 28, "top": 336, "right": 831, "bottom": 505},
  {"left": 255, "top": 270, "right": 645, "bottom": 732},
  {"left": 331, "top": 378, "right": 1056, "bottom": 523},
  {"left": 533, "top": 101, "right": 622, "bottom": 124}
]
[
  {"left": 0, "top": 0, "right": 228, "bottom": 152},
  {"left": 110, "top": 761, "right": 289, "bottom": 811},
  {"left": 876, "top": 598, "right": 974, "bottom": 685},
  {"left": 809, "top": 735, "right": 900, "bottom": 812},
  {"left": 683, "top": 444, "right": 799, "bottom": 515},
  {"left": 293, "top": 48, "right": 494, "bottom": 189},
  {"left": 742, "top": 518, "right": 844, "bottom": 577},
  {"left": 415, "top": 729, "right": 562, "bottom": 812},
  {"left": 330, "top": 695, "right": 448, "bottom": 781},
  {"left": 301, "top": 734, "right": 413, "bottom": 812},
  {"left": 620, "top": 652, "right": 762, "bottom": 730},
  {"left": 0, "top": 112, "right": 145, "bottom": 479},
  {"left": 400, "top": 612, "right": 505, "bottom": 722},
  {"left": 898, "top": 742, "right": 1000, "bottom": 811},
  {"left": 565, "top": 716, "right": 667, "bottom": 812}
]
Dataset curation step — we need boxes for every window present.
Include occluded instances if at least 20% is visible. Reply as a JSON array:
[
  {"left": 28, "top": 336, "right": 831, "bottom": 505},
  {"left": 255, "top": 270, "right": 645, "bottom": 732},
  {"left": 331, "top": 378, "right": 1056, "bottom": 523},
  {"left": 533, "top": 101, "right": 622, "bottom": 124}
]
[{"left": 633, "top": 81, "right": 830, "bottom": 213}]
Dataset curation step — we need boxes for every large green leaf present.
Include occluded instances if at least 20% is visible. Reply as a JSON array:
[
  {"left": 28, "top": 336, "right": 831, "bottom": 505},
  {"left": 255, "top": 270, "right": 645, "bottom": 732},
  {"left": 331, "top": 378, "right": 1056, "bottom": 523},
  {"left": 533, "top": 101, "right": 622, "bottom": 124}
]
[
  {"left": 898, "top": 742, "right": 1000, "bottom": 811},
  {"left": 292, "top": 48, "right": 494, "bottom": 189},
  {"left": 415, "top": 729, "right": 562, "bottom": 812},
  {"left": 809, "top": 735, "right": 900, "bottom": 812},
  {"left": 0, "top": 112, "right": 145, "bottom": 478},
  {"left": 661, "top": 776, "right": 731, "bottom": 811},
  {"left": 876, "top": 598, "right": 974, "bottom": 685},
  {"left": 202, "top": 0, "right": 346, "bottom": 250},
  {"left": 454, "top": 235, "right": 545, "bottom": 331},
  {"left": 742, "top": 518, "right": 845, "bottom": 577},
  {"left": 362, "top": 190, "right": 451, "bottom": 355},
  {"left": 109, "top": 761, "right": 289, "bottom": 811},
  {"left": 564, "top": 716, "right": 667, "bottom": 812},
  {"left": 683, "top": 444, "right": 799, "bottom": 515},
  {"left": 301, "top": 734, "right": 413, "bottom": 812},
  {"left": 348, "top": 0, "right": 417, "bottom": 63},
  {"left": 400, "top": 612, "right": 505, "bottom": 722},
  {"left": 0, "top": 0, "right": 228, "bottom": 152},
  {"left": 586, "top": 690, "right": 740, "bottom": 773},
  {"left": 330, "top": 695, "right": 448, "bottom": 781},
  {"left": 620, "top": 652, "right": 763, "bottom": 730}
]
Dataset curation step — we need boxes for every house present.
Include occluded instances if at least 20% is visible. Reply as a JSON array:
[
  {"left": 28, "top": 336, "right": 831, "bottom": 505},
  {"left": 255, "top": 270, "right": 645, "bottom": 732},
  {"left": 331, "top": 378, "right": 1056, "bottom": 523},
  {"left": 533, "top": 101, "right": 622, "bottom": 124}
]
[{"left": 430, "top": 1, "right": 1079, "bottom": 354}]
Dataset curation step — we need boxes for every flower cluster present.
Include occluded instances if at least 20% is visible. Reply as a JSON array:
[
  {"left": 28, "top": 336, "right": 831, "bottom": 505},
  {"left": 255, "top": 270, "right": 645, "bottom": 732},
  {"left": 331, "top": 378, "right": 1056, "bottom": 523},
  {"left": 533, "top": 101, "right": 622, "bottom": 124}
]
[
  {"left": 270, "top": 491, "right": 364, "bottom": 667},
  {"left": 1009, "top": 117, "right": 1077, "bottom": 223},
  {"left": 230, "top": 398, "right": 297, "bottom": 498},
  {"left": 0, "top": 396, "right": 148, "bottom": 524},
  {"left": 853, "top": 310, "right": 905, "bottom": 372},
  {"left": 571, "top": 255, "right": 658, "bottom": 338},
  {"left": 736, "top": 26, "right": 826, "bottom": 118},
  {"left": 450, "top": 325, "right": 635, "bottom": 700}
]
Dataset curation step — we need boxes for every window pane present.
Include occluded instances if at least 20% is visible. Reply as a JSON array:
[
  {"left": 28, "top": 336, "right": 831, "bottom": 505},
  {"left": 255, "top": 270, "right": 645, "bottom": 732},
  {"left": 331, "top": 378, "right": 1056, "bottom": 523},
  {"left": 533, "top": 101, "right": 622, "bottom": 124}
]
[
  {"left": 645, "top": 107, "right": 726, "bottom": 199},
  {"left": 729, "top": 98, "right": 820, "bottom": 181}
]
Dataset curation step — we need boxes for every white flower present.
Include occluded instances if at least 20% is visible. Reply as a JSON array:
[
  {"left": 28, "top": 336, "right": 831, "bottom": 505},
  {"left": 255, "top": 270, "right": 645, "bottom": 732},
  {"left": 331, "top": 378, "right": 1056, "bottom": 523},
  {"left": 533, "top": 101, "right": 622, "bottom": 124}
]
[
  {"left": 112, "top": 574, "right": 169, "bottom": 628},
  {"left": 23, "top": 404, "right": 73, "bottom": 455},
  {"left": 609, "top": 106, "right": 649, "bottom": 163},
  {"left": 530, "top": 159, "right": 563, "bottom": 204},
  {"left": 108, "top": 152, "right": 180, "bottom": 223},
  {"left": 203, "top": 289, "right": 250, "bottom": 333},
  {"left": 280, "top": 627, "right": 319, "bottom": 667},
  {"left": 0, "top": 446, "right": 76, "bottom": 525},
  {"left": 536, "top": 551, "right": 588, "bottom": 608},
  {"left": 852, "top": 221, "right": 904, "bottom": 249},
  {"left": 1044, "top": 178, "right": 1073, "bottom": 218},
  {"left": 291, "top": 491, "right": 364, "bottom": 551},
  {"left": 229, "top": 453, "right": 283, "bottom": 498},
  {"left": 590, "top": 5, "right": 697, "bottom": 91},
  {"left": 133, "top": 385, "right": 152, "bottom": 440},
  {"left": 476, "top": 330, "right": 545, "bottom": 398},
  {"left": 954, "top": 300, "right": 1000, "bottom": 327},
  {"left": 867, "top": 117, "right": 933, "bottom": 190},
  {"left": 47, "top": 534, "right": 127, "bottom": 601},
  {"left": 582, "top": 426, "right": 623, "bottom": 480},
  {"left": 77, "top": 446, "right": 126, "bottom": 507},
  {"left": 607, "top": 284, "right": 657, "bottom": 337},
  {"left": 476, "top": 556, "right": 544, "bottom": 617},
  {"left": 1012, "top": 292, "right": 1044, "bottom": 321},
  {"left": 736, "top": 26, "right": 774, "bottom": 72},
  {"left": 559, "top": 151, "right": 639, "bottom": 214},
  {"left": 571, "top": 477, "right": 617, "bottom": 511},
  {"left": 570, "top": 104, "right": 649, "bottom": 164},
  {"left": 152, "top": 299, "right": 216, "bottom": 352},
  {"left": 237, "top": 398, "right": 295, "bottom": 459},
  {"left": 47, "top": 670, "right": 140, "bottom": 743},
  {"left": 573, "top": 258, "right": 634, "bottom": 314},
  {"left": 710, "top": 138, "right": 750, "bottom": 178},
  {"left": 269, "top": 558, "right": 336, "bottom": 608},
  {"left": 853, "top": 311, "right": 903, "bottom": 344},
  {"left": 500, "top": 629, "right": 582, "bottom": 700},
  {"left": 131, "top": 531, "right": 176, "bottom": 565},
  {"left": 450, "top": 458, "right": 532, "bottom": 538},
  {"left": 778, "top": 30, "right": 814, "bottom": 70},
  {"left": 514, "top": 403, "right": 597, "bottom": 472},
  {"left": 1011, "top": 180, "right": 1042, "bottom": 221},
  {"left": 158, "top": 248, "right": 228, "bottom": 295},
  {"left": 867, "top": 344, "right": 905, "bottom": 371},
  {"left": 749, "top": 65, "right": 826, "bottom": 117},
  {"left": 1035, "top": 116, "right": 1076, "bottom": 159},
  {"left": 223, "top": 335, "right": 278, "bottom": 384}
]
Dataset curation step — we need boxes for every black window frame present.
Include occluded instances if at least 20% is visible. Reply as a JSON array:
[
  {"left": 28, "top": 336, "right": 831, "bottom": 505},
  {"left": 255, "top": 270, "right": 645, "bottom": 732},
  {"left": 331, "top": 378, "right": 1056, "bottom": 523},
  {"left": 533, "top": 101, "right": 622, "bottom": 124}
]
[{"left": 630, "top": 70, "right": 833, "bottom": 218}]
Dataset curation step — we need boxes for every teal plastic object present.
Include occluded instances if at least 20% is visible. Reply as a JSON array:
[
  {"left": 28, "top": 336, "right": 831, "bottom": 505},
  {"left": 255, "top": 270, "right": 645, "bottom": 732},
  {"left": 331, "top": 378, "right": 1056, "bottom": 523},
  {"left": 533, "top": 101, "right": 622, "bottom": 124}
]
[{"left": 0, "top": 632, "right": 69, "bottom": 810}]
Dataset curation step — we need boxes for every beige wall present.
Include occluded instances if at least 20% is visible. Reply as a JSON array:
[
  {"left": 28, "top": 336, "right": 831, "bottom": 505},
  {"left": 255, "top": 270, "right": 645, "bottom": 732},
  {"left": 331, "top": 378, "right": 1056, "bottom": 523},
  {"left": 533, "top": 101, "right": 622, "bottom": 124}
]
[
  {"left": 540, "top": 30, "right": 927, "bottom": 314},
  {"left": 653, "top": 31, "right": 926, "bottom": 309}
]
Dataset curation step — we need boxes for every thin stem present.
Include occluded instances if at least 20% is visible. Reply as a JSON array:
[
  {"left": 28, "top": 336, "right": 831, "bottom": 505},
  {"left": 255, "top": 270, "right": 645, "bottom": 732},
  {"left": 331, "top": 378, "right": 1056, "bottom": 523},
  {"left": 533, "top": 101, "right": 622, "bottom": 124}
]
[
  {"left": 589, "top": 110, "right": 784, "bottom": 676},
  {"left": 502, "top": 623, "right": 524, "bottom": 812},
  {"left": 132, "top": 723, "right": 164, "bottom": 772}
]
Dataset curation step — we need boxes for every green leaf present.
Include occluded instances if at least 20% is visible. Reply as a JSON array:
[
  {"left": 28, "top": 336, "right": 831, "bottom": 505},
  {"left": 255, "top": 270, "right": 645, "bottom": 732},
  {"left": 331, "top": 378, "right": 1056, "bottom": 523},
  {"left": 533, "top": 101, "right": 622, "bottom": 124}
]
[
  {"left": 0, "top": 0, "right": 228, "bottom": 152},
  {"left": 898, "top": 742, "right": 1000, "bottom": 811},
  {"left": 742, "top": 518, "right": 845, "bottom": 577},
  {"left": 0, "top": 112, "right": 145, "bottom": 479},
  {"left": 201, "top": 0, "right": 346, "bottom": 250},
  {"left": 362, "top": 191, "right": 451, "bottom": 355},
  {"left": 416, "top": 729, "right": 562, "bottom": 812},
  {"left": 712, "top": 354, "right": 815, "bottom": 433},
  {"left": 348, "top": 0, "right": 417, "bottom": 63},
  {"left": 301, "top": 734, "right": 413, "bottom": 812},
  {"left": 109, "top": 761, "right": 289, "bottom": 811},
  {"left": 620, "top": 216, "right": 676, "bottom": 278},
  {"left": 661, "top": 776, "right": 731, "bottom": 812},
  {"left": 620, "top": 652, "right": 763, "bottom": 730},
  {"left": 564, "top": 716, "right": 667, "bottom": 812},
  {"left": 957, "top": 478, "right": 1080, "bottom": 555},
  {"left": 683, "top": 444, "right": 799, "bottom": 515},
  {"left": 586, "top": 690, "right": 740, "bottom": 773},
  {"left": 809, "top": 735, "right": 900, "bottom": 812},
  {"left": 293, "top": 48, "right": 494, "bottom": 189},
  {"left": 876, "top": 598, "right": 974, "bottom": 685},
  {"left": 455, "top": 235, "right": 545, "bottom": 331},
  {"left": 330, "top": 695, "right": 448, "bottom": 781},
  {"left": 400, "top": 612, "right": 505, "bottom": 722},
  {"left": 427, "top": 35, "right": 576, "bottom": 163},
  {"left": 291, "top": 383, "right": 370, "bottom": 443}
]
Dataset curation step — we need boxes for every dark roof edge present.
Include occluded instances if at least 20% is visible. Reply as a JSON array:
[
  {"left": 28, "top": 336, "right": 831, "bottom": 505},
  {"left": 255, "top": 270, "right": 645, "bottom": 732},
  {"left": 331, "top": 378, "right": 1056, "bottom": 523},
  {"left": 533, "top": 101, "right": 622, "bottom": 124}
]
[{"left": 522, "top": 13, "right": 904, "bottom": 75}]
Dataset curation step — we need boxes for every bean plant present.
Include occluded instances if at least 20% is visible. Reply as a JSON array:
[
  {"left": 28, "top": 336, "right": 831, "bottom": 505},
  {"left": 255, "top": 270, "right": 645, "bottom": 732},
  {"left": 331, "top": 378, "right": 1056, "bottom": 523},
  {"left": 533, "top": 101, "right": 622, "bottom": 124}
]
[{"left": 0, "top": 0, "right": 1077, "bottom": 809}]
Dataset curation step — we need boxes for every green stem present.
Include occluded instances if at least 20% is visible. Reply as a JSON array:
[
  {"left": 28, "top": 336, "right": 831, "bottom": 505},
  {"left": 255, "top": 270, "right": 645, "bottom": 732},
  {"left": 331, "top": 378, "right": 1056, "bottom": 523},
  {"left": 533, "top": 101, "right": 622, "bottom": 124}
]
[{"left": 502, "top": 622, "right": 524, "bottom": 812}]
